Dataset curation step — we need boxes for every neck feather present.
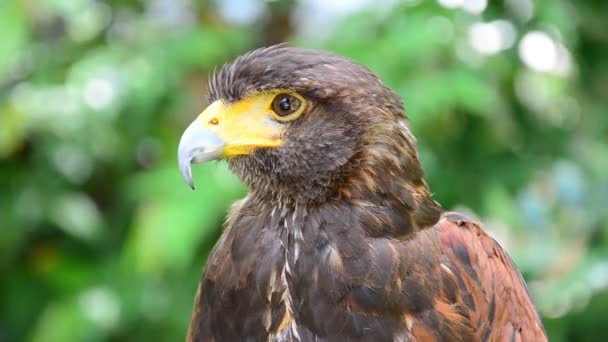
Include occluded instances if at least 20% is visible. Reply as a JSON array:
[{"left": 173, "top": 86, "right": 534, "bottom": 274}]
[{"left": 338, "top": 118, "right": 443, "bottom": 233}]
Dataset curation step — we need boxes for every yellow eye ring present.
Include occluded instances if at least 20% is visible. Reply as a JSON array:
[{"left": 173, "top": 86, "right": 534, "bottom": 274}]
[{"left": 270, "top": 92, "right": 306, "bottom": 121}]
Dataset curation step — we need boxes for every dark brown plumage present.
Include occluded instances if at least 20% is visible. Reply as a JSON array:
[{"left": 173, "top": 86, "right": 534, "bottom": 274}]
[{"left": 178, "top": 45, "right": 547, "bottom": 341}]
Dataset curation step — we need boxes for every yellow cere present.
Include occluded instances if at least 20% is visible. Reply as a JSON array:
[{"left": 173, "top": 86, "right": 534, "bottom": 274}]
[{"left": 195, "top": 91, "right": 305, "bottom": 157}]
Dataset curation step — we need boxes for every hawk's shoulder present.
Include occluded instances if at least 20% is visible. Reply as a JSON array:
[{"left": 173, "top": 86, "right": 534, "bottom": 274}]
[{"left": 434, "top": 211, "right": 547, "bottom": 341}]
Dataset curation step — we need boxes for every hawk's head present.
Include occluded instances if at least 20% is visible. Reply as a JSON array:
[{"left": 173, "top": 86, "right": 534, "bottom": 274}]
[{"left": 178, "top": 45, "right": 436, "bottom": 215}]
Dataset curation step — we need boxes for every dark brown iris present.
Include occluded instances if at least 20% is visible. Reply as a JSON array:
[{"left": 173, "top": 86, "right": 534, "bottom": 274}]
[{"left": 272, "top": 94, "right": 301, "bottom": 117}]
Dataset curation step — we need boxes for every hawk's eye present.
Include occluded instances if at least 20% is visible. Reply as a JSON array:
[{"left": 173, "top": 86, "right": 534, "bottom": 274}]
[{"left": 272, "top": 94, "right": 302, "bottom": 118}]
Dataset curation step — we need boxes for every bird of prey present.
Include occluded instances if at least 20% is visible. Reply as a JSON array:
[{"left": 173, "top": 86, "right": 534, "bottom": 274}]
[{"left": 177, "top": 46, "right": 547, "bottom": 341}]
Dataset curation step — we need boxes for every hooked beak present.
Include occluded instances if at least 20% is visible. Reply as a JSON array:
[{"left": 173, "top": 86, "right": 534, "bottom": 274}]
[{"left": 177, "top": 120, "right": 224, "bottom": 189}]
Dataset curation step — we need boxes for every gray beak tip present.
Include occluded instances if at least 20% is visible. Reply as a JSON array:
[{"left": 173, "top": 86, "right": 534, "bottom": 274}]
[
  {"left": 185, "top": 174, "right": 195, "bottom": 190},
  {"left": 178, "top": 157, "right": 195, "bottom": 189},
  {"left": 187, "top": 172, "right": 195, "bottom": 190}
]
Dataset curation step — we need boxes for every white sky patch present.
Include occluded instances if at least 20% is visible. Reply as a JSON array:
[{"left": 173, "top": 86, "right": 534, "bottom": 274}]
[
  {"left": 83, "top": 77, "right": 116, "bottom": 111},
  {"left": 438, "top": 0, "right": 463, "bottom": 9},
  {"left": 79, "top": 287, "right": 121, "bottom": 330},
  {"left": 294, "top": 0, "right": 399, "bottom": 39},
  {"left": 215, "top": 0, "right": 266, "bottom": 26},
  {"left": 439, "top": 0, "right": 487, "bottom": 14},
  {"left": 519, "top": 31, "right": 573, "bottom": 75},
  {"left": 462, "top": 0, "right": 487, "bottom": 14},
  {"left": 468, "top": 20, "right": 516, "bottom": 55}
]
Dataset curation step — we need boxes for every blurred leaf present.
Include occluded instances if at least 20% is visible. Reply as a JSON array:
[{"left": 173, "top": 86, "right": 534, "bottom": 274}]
[
  {"left": 0, "top": 1, "right": 28, "bottom": 78},
  {"left": 123, "top": 162, "right": 245, "bottom": 274},
  {"left": 0, "top": 106, "right": 26, "bottom": 158},
  {"left": 29, "top": 297, "right": 101, "bottom": 342}
]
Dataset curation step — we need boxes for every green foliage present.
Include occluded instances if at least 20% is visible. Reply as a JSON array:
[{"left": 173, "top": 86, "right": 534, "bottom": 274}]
[{"left": 0, "top": 0, "right": 606, "bottom": 341}]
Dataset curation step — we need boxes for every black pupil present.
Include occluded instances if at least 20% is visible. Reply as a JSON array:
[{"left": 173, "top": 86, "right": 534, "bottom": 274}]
[
  {"left": 273, "top": 94, "right": 301, "bottom": 117},
  {"left": 279, "top": 97, "right": 292, "bottom": 112}
]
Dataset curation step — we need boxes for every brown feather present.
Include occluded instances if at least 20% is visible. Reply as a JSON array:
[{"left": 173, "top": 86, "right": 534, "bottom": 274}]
[
  {"left": 437, "top": 213, "right": 546, "bottom": 341},
  {"left": 185, "top": 46, "right": 546, "bottom": 341}
]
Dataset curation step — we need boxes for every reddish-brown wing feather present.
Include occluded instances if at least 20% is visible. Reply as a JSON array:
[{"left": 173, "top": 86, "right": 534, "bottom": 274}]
[{"left": 436, "top": 212, "right": 547, "bottom": 341}]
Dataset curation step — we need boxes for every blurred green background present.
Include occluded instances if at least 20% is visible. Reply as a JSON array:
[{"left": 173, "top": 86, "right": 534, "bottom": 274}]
[{"left": 1, "top": 0, "right": 607, "bottom": 341}]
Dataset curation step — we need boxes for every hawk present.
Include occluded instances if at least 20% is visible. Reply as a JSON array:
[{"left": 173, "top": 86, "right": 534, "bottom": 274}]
[{"left": 177, "top": 46, "right": 547, "bottom": 341}]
